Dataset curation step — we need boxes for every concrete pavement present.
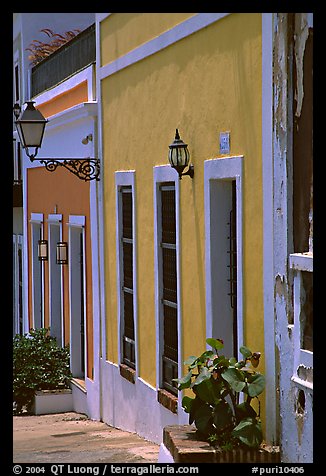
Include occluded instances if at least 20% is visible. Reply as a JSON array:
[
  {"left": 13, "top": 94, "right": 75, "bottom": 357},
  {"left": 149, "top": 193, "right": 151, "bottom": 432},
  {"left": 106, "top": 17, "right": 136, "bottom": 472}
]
[{"left": 13, "top": 412, "right": 160, "bottom": 464}]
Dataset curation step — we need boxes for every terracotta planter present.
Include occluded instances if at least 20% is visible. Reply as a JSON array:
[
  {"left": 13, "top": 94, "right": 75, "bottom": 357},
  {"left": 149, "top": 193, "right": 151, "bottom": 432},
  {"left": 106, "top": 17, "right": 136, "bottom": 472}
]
[
  {"left": 32, "top": 388, "right": 73, "bottom": 415},
  {"left": 160, "top": 425, "right": 280, "bottom": 463}
]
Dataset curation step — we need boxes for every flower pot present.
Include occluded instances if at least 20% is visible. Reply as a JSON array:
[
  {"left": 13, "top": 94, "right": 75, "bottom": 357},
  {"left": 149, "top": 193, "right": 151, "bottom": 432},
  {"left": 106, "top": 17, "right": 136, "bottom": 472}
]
[{"left": 159, "top": 425, "right": 280, "bottom": 463}]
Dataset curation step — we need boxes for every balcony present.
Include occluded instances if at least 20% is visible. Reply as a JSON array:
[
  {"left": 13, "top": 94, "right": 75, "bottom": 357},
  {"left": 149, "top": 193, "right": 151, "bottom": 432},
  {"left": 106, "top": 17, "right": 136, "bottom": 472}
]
[{"left": 31, "top": 23, "right": 95, "bottom": 97}]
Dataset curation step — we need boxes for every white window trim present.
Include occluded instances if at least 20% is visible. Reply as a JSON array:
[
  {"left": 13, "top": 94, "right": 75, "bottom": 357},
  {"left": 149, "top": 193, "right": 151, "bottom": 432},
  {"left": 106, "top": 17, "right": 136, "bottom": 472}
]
[
  {"left": 115, "top": 170, "right": 138, "bottom": 375},
  {"left": 47, "top": 214, "right": 64, "bottom": 346},
  {"left": 99, "top": 13, "right": 230, "bottom": 80},
  {"left": 153, "top": 165, "right": 182, "bottom": 402},
  {"left": 289, "top": 253, "right": 313, "bottom": 390},
  {"left": 13, "top": 234, "right": 23, "bottom": 335},
  {"left": 68, "top": 215, "right": 87, "bottom": 378},
  {"left": 262, "top": 12, "right": 277, "bottom": 444},
  {"left": 204, "top": 156, "right": 244, "bottom": 360},
  {"left": 68, "top": 215, "right": 86, "bottom": 227},
  {"left": 29, "top": 213, "right": 45, "bottom": 329},
  {"left": 13, "top": 49, "right": 20, "bottom": 104}
]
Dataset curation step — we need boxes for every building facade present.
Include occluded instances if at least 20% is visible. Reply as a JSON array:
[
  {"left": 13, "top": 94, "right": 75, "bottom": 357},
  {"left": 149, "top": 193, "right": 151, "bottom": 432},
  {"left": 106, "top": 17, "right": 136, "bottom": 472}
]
[
  {"left": 97, "top": 12, "right": 268, "bottom": 444},
  {"left": 13, "top": 13, "right": 101, "bottom": 419},
  {"left": 13, "top": 12, "right": 313, "bottom": 463}
]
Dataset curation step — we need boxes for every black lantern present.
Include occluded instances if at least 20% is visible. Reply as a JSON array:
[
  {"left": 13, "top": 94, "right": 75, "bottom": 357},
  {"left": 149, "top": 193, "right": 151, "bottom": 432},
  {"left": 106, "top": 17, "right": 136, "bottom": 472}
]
[
  {"left": 168, "top": 129, "right": 194, "bottom": 179},
  {"left": 38, "top": 239, "right": 48, "bottom": 261},
  {"left": 13, "top": 101, "right": 100, "bottom": 181},
  {"left": 56, "top": 242, "right": 68, "bottom": 265},
  {"left": 14, "top": 101, "right": 47, "bottom": 159}
]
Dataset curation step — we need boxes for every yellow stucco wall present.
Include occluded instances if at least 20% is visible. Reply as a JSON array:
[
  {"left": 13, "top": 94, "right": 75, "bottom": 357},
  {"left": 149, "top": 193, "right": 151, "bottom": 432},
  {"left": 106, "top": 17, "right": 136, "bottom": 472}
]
[
  {"left": 101, "top": 12, "right": 263, "bottom": 413},
  {"left": 100, "top": 13, "right": 196, "bottom": 66}
]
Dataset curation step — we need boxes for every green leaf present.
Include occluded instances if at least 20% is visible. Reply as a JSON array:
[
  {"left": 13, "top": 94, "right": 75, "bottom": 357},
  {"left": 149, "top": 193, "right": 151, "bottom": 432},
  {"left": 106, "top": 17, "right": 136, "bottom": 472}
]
[
  {"left": 184, "top": 356, "right": 198, "bottom": 368},
  {"left": 194, "top": 377, "right": 222, "bottom": 404},
  {"left": 246, "top": 373, "right": 265, "bottom": 397},
  {"left": 181, "top": 395, "right": 195, "bottom": 414},
  {"left": 232, "top": 417, "right": 263, "bottom": 448},
  {"left": 229, "top": 357, "right": 237, "bottom": 366},
  {"left": 213, "top": 400, "right": 234, "bottom": 432},
  {"left": 193, "top": 404, "right": 214, "bottom": 436},
  {"left": 206, "top": 338, "right": 224, "bottom": 351},
  {"left": 173, "top": 370, "right": 193, "bottom": 390},
  {"left": 197, "top": 350, "right": 215, "bottom": 365},
  {"left": 189, "top": 397, "right": 206, "bottom": 425},
  {"left": 221, "top": 367, "right": 246, "bottom": 392},
  {"left": 191, "top": 366, "right": 211, "bottom": 386},
  {"left": 235, "top": 401, "right": 257, "bottom": 420},
  {"left": 239, "top": 346, "right": 252, "bottom": 359}
]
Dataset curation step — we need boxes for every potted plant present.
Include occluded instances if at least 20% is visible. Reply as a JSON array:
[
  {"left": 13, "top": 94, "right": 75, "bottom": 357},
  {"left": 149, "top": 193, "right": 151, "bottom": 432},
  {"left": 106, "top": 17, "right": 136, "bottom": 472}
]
[
  {"left": 173, "top": 338, "right": 267, "bottom": 451},
  {"left": 13, "top": 328, "right": 72, "bottom": 415}
]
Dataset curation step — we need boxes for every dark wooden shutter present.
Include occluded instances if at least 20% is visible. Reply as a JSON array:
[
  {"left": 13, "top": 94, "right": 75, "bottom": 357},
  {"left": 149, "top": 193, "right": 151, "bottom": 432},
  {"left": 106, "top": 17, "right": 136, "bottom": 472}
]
[
  {"left": 160, "top": 183, "right": 178, "bottom": 395},
  {"left": 227, "top": 180, "right": 238, "bottom": 357},
  {"left": 121, "top": 187, "right": 135, "bottom": 368}
]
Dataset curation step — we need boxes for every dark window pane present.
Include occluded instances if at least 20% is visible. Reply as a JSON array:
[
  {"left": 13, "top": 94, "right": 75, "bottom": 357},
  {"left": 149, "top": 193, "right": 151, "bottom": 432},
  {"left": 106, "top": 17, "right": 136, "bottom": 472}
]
[
  {"left": 123, "top": 241, "right": 133, "bottom": 289},
  {"left": 301, "top": 271, "right": 313, "bottom": 352},
  {"left": 162, "top": 247, "right": 177, "bottom": 303},
  {"left": 123, "top": 291, "right": 134, "bottom": 341},
  {"left": 122, "top": 189, "right": 132, "bottom": 239}
]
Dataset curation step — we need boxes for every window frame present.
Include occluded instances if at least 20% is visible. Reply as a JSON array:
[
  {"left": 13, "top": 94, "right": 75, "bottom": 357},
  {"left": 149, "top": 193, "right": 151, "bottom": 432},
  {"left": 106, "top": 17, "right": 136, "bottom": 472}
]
[
  {"left": 115, "top": 171, "right": 138, "bottom": 376},
  {"left": 30, "top": 213, "right": 45, "bottom": 330},
  {"left": 289, "top": 252, "right": 313, "bottom": 390},
  {"left": 68, "top": 215, "right": 87, "bottom": 379},
  {"left": 47, "top": 214, "right": 64, "bottom": 347},
  {"left": 204, "top": 156, "right": 244, "bottom": 360},
  {"left": 153, "top": 165, "right": 181, "bottom": 400}
]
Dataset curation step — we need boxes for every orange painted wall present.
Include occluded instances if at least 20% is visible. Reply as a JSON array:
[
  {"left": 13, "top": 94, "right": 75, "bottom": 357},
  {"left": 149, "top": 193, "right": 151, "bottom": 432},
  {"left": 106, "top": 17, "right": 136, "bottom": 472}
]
[
  {"left": 27, "top": 165, "right": 94, "bottom": 379},
  {"left": 37, "top": 81, "right": 88, "bottom": 118}
]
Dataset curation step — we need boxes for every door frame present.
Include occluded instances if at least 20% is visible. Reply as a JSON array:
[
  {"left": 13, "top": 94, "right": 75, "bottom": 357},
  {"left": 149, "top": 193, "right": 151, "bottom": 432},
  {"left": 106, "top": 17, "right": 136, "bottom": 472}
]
[{"left": 68, "top": 215, "right": 87, "bottom": 379}]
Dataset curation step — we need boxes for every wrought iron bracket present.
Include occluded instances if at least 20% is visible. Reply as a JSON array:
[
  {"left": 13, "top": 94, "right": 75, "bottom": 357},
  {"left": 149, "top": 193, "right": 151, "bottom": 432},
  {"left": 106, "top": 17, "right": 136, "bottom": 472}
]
[{"left": 30, "top": 156, "right": 100, "bottom": 181}]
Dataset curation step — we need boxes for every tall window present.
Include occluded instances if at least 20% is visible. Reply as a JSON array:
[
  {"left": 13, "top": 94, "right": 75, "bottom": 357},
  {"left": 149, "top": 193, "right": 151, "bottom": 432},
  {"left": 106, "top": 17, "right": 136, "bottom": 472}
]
[
  {"left": 69, "top": 220, "right": 87, "bottom": 379},
  {"left": 13, "top": 234, "right": 23, "bottom": 336},
  {"left": 30, "top": 217, "right": 44, "bottom": 329},
  {"left": 13, "top": 140, "right": 22, "bottom": 186},
  {"left": 160, "top": 182, "right": 178, "bottom": 395},
  {"left": 204, "top": 157, "right": 243, "bottom": 361},
  {"left": 48, "top": 217, "right": 63, "bottom": 346},
  {"left": 228, "top": 180, "right": 238, "bottom": 357},
  {"left": 119, "top": 186, "right": 135, "bottom": 369}
]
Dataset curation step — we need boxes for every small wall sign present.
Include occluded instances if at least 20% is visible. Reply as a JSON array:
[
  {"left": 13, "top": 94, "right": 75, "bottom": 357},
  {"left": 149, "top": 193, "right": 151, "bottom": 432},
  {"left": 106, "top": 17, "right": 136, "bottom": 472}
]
[{"left": 219, "top": 132, "right": 230, "bottom": 155}]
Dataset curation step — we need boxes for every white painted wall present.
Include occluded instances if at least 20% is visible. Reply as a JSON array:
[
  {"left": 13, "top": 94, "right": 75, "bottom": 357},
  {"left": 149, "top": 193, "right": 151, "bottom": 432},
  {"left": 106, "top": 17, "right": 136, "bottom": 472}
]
[
  {"left": 13, "top": 13, "right": 95, "bottom": 103},
  {"left": 271, "top": 13, "right": 313, "bottom": 463},
  {"left": 100, "top": 359, "right": 188, "bottom": 445}
]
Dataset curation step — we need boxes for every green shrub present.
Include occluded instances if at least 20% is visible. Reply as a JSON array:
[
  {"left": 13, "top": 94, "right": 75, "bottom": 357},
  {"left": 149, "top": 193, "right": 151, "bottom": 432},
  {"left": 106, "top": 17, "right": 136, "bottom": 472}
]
[
  {"left": 13, "top": 328, "right": 72, "bottom": 414},
  {"left": 173, "top": 338, "right": 265, "bottom": 449}
]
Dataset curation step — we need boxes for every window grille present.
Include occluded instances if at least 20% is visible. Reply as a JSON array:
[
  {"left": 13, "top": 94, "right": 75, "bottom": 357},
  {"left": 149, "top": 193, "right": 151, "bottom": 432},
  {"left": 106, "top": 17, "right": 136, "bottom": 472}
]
[
  {"left": 160, "top": 183, "right": 178, "bottom": 395},
  {"left": 13, "top": 140, "right": 22, "bottom": 185},
  {"left": 227, "top": 181, "right": 238, "bottom": 356},
  {"left": 120, "top": 186, "right": 135, "bottom": 369},
  {"left": 80, "top": 232, "right": 85, "bottom": 377}
]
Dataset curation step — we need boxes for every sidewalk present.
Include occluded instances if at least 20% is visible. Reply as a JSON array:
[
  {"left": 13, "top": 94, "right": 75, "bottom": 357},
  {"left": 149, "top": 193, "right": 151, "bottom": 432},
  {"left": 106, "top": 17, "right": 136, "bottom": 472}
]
[{"left": 13, "top": 412, "right": 160, "bottom": 464}]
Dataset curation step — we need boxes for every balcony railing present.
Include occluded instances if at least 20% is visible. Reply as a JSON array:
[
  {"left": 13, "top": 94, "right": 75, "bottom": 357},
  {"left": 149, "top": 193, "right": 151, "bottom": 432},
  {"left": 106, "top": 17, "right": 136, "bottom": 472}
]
[{"left": 31, "top": 23, "right": 95, "bottom": 97}]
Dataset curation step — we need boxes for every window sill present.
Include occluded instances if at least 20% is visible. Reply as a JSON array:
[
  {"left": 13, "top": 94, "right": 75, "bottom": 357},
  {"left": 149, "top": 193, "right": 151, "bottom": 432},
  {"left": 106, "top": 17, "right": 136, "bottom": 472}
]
[
  {"left": 158, "top": 388, "right": 178, "bottom": 414},
  {"left": 71, "top": 378, "right": 87, "bottom": 394},
  {"left": 119, "top": 363, "right": 136, "bottom": 384},
  {"left": 289, "top": 252, "right": 313, "bottom": 272}
]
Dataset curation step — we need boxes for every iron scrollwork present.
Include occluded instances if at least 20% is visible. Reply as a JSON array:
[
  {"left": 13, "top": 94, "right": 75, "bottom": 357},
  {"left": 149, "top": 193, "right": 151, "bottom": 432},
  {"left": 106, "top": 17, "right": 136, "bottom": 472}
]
[{"left": 37, "top": 158, "right": 100, "bottom": 181}]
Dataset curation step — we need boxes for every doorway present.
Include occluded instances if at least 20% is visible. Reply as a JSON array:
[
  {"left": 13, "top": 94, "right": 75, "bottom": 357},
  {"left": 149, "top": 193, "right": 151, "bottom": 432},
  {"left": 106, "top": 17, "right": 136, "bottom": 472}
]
[{"left": 69, "top": 224, "right": 86, "bottom": 379}]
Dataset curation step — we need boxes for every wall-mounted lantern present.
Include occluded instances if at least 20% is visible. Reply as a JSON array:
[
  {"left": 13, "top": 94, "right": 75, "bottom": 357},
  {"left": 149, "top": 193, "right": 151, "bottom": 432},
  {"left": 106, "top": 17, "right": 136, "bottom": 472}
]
[
  {"left": 38, "top": 239, "right": 48, "bottom": 261},
  {"left": 56, "top": 241, "right": 68, "bottom": 265},
  {"left": 168, "top": 129, "right": 194, "bottom": 180},
  {"left": 13, "top": 101, "right": 100, "bottom": 181}
]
